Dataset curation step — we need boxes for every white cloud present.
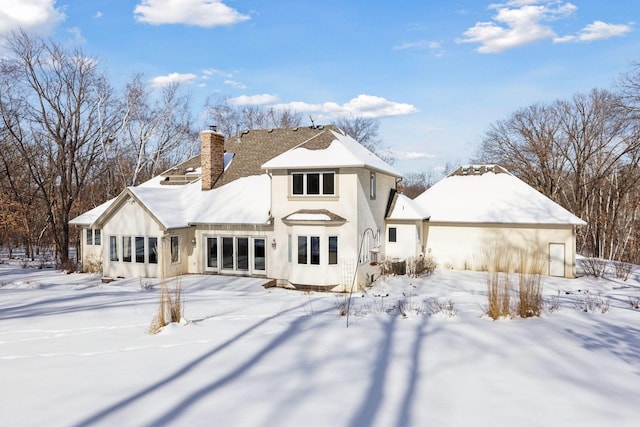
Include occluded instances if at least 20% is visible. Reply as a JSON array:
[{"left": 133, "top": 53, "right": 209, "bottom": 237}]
[
  {"left": 224, "top": 79, "right": 248, "bottom": 89},
  {"left": 134, "top": 0, "right": 249, "bottom": 27},
  {"left": 67, "top": 27, "right": 85, "bottom": 44},
  {"left": 458, "top": 1, "right": 577, "bottom": 53},
  {"left": 392, "top": 151, "right": 437, "bottom": 161},
  {"left": 95, "top": 11, "right": 103, "bottom": 19},
  {"left": 150, "top": 72, "right": 198, "bottom": 88},
  {"left": 554, "top": 20, "right": 633, "bottom": 43},
  {"left": 575, "top": 20, "right": 632, "bottom": 41},
  {"left": 225, "top": 93, "right": 417, "bottom": 119},
  {"left": 393, "top": 40, "right": 445, "bottom": 57},
  {"left": 0, "top": 0, "right": 65, "bottom": 34},
  {"left": 202, "top": 68, "right": 233, "bottom": 79},
  {"left": 275, "top": 94, "right": 418, "bottom": 119},
  {"left": 229, "top": 94, "right": 279, "bottom": 105},
  {"left": 393, "top": 40, "right": 440, "bottom": 50}
]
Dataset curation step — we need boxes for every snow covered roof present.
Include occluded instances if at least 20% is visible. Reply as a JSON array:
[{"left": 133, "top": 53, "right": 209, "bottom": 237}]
[
  {"left": 387, "top": 193, "right": 430, "bottom": 221},
  {"left": 69, "top": 199, "right": 113, "bottom": 226},
  {"left": 413, "top": 165, "right": 586, "bottom": 225},
  {"left": 71, "top": 125, "right": 399, "bottom": 229},
  {"left": 282, "top": 209, "right": 346, "bottom": 225},
  {"left": 103, "top": 174, "right": 271, "bottom": 230},
  {"left": 262, "top": 130, "right": 402, "bottom": 177}
]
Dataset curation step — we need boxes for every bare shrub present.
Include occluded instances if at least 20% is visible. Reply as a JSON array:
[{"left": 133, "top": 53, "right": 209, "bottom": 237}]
[
  {"left": 517, "top": 273, "right": 543, "bottom": 318},
  {"left": 486, "top": 272, "right": 512, "bottom": 319},
  {"left": 516, "top": 249, "right": 545, "bottom": 318},
  {"left": 612, "top": 261, "right": 632, "bottom": 281},
  {"left": 140, "top": 280, "right": 154, "bottom": 291},
  {"left": 545, "top": 291, "right": 561, "bottom": 313},
  {"left": 628, "top": 296, "right": 640, "bottom": 309},
  {"left": 335, "top": 295, "right": 350, "bottom": 317},
  {"left": 407, "top": 255, "right": 437, "bottom": 277},
  {"left": 148, "top": 279, "right": 183, "bottom": 334},
  {"left": 574, "top": 292, "right": 610, "bottom": 314},
  {"left": 395, "top": 298, "right": 410, "bottom": 317},
  {"left": 59, "top": 258, "right": 78, "bottom": 274},
  {"left": 426, "top": 297, "right": 457, "bottom": 318},
  {"left": 482, "top": 244, "right": 513, "bottom": 319},
  {"left": 581, "top": 258, "right": 608, "bottom": 278},
  {"left": 302, "top": 291, "right": 315, "bottom": 317},
  {"left": 85, "top": 255, "right": 103, "bottom": 274}
]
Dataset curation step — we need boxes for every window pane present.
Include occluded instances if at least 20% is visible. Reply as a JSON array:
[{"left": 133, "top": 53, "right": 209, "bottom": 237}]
[
  {"left": 222, "top": 237, "right": 234, "bottom": 269},
  {"left": 323, "top": 173, "right": 335, "bottom": 195},
  {"left": 370, "top": 172, "right": 376, "bottom": 199},
  {"left": 135, "top": 237, "right": 145, "bottom": 263},
  {"left": 207, "top": 237, "right": 217, "bottom": 268},
  {"left": 123, "top": 236, "right": 132, "bottom": 262},
  {"left": 170, "top": 236, "right": 179, "bottom": 263},
  {"left": 237, "top": 238, "right": 249, "bottom": 270},
  {"left": 292, "top": 173, "right": 304, "bottom": 195},
  {"left": 389, "top": 227, "right": 397, "bottom": 243},
  {"left": 95, "top": 229, "right": 101, "bottom": 245},
  {"left": 86, "top": 229, "right": 93, "bottom": 245},
  {"left": 311, "top": 236, "right": 320, "bottom": 265},
  {"left": 110, "top": 236, "right": 118, "bottom": 261},
  {"left": 148, "top": 237, "right": 158, "bottom": 264},
  {"left": 254, "top": 238, "right": 265, "bottom": 271},
  {"left": 297, "top": 236, "right": 307, "bottom": 264},
  {"left": 329, "top": 236, "right": 338, "bottom": 265},
  {"left": 307, "top": 173, "right": 320, "bottom": 194}
]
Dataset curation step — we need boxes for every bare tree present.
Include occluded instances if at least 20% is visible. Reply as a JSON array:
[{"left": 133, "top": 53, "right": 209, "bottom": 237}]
[
  {"left": 113, "top": 74, "right": 197, "bottom": 187},
  {"left": 476, "top": 87, "right": 640, "bottom": 262},
  {"left": 398, "top": 171, "right": 434, "bottom": 199},
  {"left": 334, "top": 115, "right": 395, "bottom": 164},
  {"left": 474, "top": 102, "right": 566, "bottom": 200},
  {"left": 0, "top": 31, "right": 121, "bottom": 265},
  {"left": 204, "top": 96, "right": 302, "bottom": 138}
]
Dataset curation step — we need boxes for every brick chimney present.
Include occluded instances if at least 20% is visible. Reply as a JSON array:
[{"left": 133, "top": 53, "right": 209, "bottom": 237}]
[{"left": 201, "top": 126, "right": 225, "bottom": 191}]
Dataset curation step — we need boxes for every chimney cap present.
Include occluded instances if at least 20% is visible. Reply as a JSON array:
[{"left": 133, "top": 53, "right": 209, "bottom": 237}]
[{"left": 209, "top": 125, "right": 218, "bottom": 132}]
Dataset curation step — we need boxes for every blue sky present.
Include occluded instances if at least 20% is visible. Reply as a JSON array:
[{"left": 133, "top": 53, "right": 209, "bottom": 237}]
[{"left": 1, "top": 1, "right": 638, "bottom": 175}]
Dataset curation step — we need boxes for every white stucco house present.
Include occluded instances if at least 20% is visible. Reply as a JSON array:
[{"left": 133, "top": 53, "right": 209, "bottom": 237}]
[{"left": 71, "top": 128, "right": 586, "bottom": 290}]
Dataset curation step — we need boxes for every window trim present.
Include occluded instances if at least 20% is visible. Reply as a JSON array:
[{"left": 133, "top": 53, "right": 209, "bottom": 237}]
[
  {"left": 388, "top": 227, "right": 397, "bottom": 243},
  {"left": 170, "top": 236, "right": 180, "bottom": 264},
  {"left": 296, "top": 235, "right": 327, "bottom": 266},
  {"left": 135, "top": 236, "right": 145, "bottom": 263},
  {"left": 109, "top": 235, "right": 118, "bottom": 262},
  {"left": 370, "top": 171, "right": 376, "bottom": 200},
  {"left": 122, "top": 236, "right": 132, "bottom": 263},
  {"left": 291, "top": 171, "right": 336, "bottom": 196},
  {"left": 148, "top": 237, "right": 158, "bottom": 264},
  {"left": 253, "top": 237, "right": 266, "bottom": 272},
  {"left": 328, "top": 236, "right": 338, "bottom": 265}
]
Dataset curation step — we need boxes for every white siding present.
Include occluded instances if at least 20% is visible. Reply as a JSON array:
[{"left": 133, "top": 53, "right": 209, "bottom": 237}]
[{"left": 424, "top": 222, "right": 578, "bottom": 277}]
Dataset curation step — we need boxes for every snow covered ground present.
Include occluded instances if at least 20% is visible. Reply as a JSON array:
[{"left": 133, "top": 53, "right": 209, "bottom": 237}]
[{"left": 1, "top": 261, "right": 639, "bottom": 427}]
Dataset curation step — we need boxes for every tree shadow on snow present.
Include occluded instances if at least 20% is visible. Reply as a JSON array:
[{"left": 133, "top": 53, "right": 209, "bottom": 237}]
[{"left": 72, "top": 303, "right": 331, "bottom": 427}]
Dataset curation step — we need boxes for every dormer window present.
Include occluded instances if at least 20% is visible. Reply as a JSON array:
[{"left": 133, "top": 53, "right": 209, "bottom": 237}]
[{"left": 292, "top": 171, "right": 335, "bottom": 196}]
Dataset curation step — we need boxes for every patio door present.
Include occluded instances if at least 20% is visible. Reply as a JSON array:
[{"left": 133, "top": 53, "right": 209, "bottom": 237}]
[
  {"left": 549, "top": 243, "right": 565, "bottom": 277},
  {"left": 205, "top": 237, "right": 218, "bottom": 272},
  {"left": 210, "top": 236, "right": 265, "bottom": 275}
]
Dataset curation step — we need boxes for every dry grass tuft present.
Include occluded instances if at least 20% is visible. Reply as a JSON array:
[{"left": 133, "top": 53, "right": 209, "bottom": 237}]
[
  {"left": 482, "top": 245, "right": 545, "bottom": 319},
  {"left": 148, "top": 279, "right": 183, "bottom": 334},
  {"left": 516, "top": 249, "right": 544, "bottom": 318}
]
